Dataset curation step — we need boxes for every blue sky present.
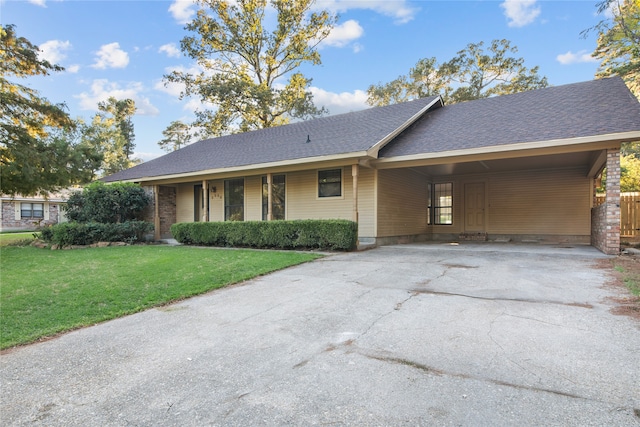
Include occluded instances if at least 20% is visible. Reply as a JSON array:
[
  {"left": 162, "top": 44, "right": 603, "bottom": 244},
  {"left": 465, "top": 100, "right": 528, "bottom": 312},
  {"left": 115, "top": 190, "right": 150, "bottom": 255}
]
[{"left": 2, "top": 0, "right": 604, "bottom": 161}]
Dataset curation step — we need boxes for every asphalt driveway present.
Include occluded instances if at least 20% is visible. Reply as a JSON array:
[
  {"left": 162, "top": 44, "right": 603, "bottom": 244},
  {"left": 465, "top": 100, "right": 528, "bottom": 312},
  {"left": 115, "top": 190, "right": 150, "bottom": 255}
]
[{"left": 2, "top": 243, "right": 639, "bottom": 426}]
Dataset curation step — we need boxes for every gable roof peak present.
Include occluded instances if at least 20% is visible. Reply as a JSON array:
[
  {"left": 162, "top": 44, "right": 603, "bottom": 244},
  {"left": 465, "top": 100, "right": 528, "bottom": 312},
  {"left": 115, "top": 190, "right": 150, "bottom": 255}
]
[{"left": 103, "top": 95, "right": 441, "bottom": 183}]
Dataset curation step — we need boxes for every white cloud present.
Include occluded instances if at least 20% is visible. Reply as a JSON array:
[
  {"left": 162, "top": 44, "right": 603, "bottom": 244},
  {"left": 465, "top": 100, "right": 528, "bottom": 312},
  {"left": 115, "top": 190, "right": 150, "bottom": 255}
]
[
  {"left": 169, "top": 0, "right": 197, "bottom": 24},
  {"left": 500, "top": 0, "right": 541, "bottom": 28},
  {"left": 27, "top": 0, "right": 47, "bottom": 7},
  {"left": 184, "top": 98, "right": 206, "bottom": 113},
  {"left": 556, "top": 50, "right": 598, "bottom": 65},
  {"left": 155, "top": 78, "right": 184, "bottom": 99},
  {"left": 67, "top": 64, "right": 81, "bottom": 73},
  {"left": 154, "top": 65, "right": 200, "bottom": 99},
  {"left": 76, "top": 79, "right": 159, "bottom": 116},
  {"left": 322, "top": 20, "right": 364, "bottom": 49},
  {"left": 134, "top": 151, "right": 163, "bottom": 162},
  {"left": 159, "top": 43, "right": 181, "bottom": 58},
  {"left": 154, "top": 64, "right": 219, "bottom": 113},
  {"left": 310, "top": 87, "right": 368, "bottom": 115},
  {"left": 318, "top": 0, "right": 418, "bottom": 24},
  {"left": 38, "top": 39, "right": 71, "bottom": 64},
  {"left": 91, "top": 42, "right": 129, "bottom": 69}
]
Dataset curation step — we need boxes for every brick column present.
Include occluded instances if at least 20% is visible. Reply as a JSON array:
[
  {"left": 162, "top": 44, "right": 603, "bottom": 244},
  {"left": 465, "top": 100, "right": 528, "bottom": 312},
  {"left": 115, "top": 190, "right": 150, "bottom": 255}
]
[
  {"left": 603, "top": 148, "right": 621, "bottom": 254},
  {"left": 154, "top": 185, "right": 161, "bottom": 241}
]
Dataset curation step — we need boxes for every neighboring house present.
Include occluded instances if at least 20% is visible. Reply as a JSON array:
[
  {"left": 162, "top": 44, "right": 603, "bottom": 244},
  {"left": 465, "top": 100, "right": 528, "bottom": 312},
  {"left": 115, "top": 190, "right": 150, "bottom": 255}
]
[
  {"left": 0, "top": 192, "right": 70, "bottom": 232},
  {"left": 103, "top": 77, "right": 640, "bottom": 255}
]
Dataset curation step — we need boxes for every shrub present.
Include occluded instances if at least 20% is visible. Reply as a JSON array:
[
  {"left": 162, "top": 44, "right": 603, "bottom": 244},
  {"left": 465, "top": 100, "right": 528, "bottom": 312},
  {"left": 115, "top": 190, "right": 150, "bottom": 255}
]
[
  {"left": 38, "top": 226, "right": 53, "bottom": 242},
  {"left": 65, "top": 181, "right": 150, "bottom": 224},
  {"left": 40, "top": 221, "right": 153, "bottom": 246},
  {"left": 171, "top": 220, "right": 357, "bottom": 251}
]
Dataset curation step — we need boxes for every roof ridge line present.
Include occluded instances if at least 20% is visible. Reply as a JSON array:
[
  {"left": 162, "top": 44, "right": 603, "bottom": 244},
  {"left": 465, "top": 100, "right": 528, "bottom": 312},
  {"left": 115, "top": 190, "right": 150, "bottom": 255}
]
[{"left": 366, "top": 96, "right": 444, "bottom": 158}]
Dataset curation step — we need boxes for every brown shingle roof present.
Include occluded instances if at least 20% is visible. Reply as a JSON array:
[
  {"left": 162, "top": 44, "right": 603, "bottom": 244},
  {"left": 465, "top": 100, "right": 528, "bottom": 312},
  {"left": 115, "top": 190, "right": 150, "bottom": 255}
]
[
  {"left": 379, "top": 77, "right": 640, "bottom": 159},
  {"left": 103, "top": 96, "right": 439, "bottom": 182}
]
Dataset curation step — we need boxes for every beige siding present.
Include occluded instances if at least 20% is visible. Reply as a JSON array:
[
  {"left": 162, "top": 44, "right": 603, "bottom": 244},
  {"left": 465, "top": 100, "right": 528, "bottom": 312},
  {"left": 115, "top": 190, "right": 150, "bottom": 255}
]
[
  {"left": 287, "top": 167, "right": 354, "bottom": 220},
  {"left": 245, "top": 176, "right": 262, "bottom": 221},
  {"left": 377, "top": 169, "right": 428, "bottom": 237},
  {"left": 208, "top": 179, "right": 224, "bottom": 221},
  {"left": 205, "top": 169, "right": 371, "bottom": 229},
  {"left": 357, "top": 168, "right": 376, "bottom": 237},
  {"left": 375, "top": 166, "right": 590, "bottom": 240},
  {"left": 175, "top": 184, "right": 195, "bottom": 223},
  {"left": 486, "top": 168, "right": 590, "bottom": 235}
]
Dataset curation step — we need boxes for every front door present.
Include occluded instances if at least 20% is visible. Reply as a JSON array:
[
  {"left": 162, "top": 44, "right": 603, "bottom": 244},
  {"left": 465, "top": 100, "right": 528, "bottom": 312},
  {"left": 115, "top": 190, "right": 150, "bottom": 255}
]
[{"left": 465, "top": 182, "right": 485, "bottom": 232}]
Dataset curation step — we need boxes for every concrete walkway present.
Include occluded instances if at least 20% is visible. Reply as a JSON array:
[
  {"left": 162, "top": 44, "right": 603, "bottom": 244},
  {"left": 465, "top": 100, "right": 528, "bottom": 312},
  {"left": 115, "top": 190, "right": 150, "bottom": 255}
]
[{"left": 2, "top": 243, "right": 639, "bottom": 426}]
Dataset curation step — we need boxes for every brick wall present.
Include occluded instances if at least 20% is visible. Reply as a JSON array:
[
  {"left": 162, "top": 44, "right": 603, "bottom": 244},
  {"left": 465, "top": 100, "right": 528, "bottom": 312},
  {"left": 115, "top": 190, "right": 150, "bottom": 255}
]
[
  {"left": 591, "top": 203, "right": 607, "bottom": 252},
  {"left": 1, "top": 201, "right": 61, "bottom": 231},
  {"left": 158, "top": 186, "right": 177, "bottom": 237},
  {"left": 591, "top": 148, "right": 620, "bottom": 255},
  {"left": 142, "top": 186, "right": 177, "bottom": 239}
]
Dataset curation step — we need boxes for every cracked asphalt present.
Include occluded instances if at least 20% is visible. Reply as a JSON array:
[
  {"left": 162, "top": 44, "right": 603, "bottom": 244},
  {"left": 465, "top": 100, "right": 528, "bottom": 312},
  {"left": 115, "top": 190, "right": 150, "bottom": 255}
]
[{"left": 2, "top": 243, "right": 640, "bottom": 426}]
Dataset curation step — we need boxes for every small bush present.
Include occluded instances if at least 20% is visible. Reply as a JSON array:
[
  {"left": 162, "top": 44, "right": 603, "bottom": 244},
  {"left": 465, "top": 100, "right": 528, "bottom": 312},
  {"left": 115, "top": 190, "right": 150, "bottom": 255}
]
[
  {"left": 38, "top": 227, "right": 53, "bottom": 242},
  {"left": 171, "top": 220, "right": 357, "bottom": 251},
  {"left": 40, "top": 221, "right": 154, "bottom": 247}
]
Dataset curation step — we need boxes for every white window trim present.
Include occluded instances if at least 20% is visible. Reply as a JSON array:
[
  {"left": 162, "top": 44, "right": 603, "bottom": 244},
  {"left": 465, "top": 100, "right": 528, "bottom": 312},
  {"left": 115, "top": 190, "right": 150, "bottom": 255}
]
[
  {"left": 15, "top": 202, "right": 49, "bottom": 221},
  {"left": 316, "top": 168, "right": 344, "bottom": 200},
  {"left": 224, "top": 178, "right": 245, "bottom": 221},
  {"left": 262, "top": 174, "right": 287, "bottom": 221}
]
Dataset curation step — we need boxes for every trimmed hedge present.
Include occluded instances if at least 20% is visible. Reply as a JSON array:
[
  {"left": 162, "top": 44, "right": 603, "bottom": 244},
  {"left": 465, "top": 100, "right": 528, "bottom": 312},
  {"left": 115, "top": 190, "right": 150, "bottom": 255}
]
[
  {"left": 39, "top": 221, "right": 154, "bottom": 246},
  {"left": 171, "top": 220, "right": 358, "bottom": 251}
]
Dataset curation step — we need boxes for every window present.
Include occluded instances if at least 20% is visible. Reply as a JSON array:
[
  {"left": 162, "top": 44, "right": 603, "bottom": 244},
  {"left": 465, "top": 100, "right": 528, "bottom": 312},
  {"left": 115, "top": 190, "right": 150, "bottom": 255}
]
[
  {"left": 224, "top": 179, "right": 244, "bottom": 221},
  {"left": 20, "top": 203, "right": 44, "bottom": 219},
  {"left": 429, "top": 183, "right": 452, "bottom": 225},
  {"left": 318, "top": 169, "right": 342, "bottom": 198},
  {"left": 194, "top": 184, "right": 203, "bottom": 222},
  {"left": 262, "top": 175, "right": 285, "bottom": 220}
]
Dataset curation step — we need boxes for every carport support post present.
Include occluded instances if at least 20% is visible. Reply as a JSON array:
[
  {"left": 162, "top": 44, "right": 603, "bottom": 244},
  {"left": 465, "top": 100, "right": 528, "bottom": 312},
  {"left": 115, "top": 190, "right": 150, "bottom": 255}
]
[
  {"left": 202, "top": 180, "right": 209, "bottom": 222},
  {"left": 153, "top": 185, "right": 161, "bottom": 241},
  {"left": 267, "top": 173, "right": 273, "bottom": 221},
  {"left": 604, "top": 148, "right": 621, "bottom": 254},
  {"left": 352, "top": 164, "right": 359, "bottom": 223}
]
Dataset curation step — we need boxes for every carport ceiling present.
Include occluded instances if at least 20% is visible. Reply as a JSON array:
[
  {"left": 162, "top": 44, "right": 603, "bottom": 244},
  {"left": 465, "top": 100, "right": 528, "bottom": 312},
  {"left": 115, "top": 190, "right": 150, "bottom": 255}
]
[{"left": 406, "top": 150, "right": 600, "bottom": 177}]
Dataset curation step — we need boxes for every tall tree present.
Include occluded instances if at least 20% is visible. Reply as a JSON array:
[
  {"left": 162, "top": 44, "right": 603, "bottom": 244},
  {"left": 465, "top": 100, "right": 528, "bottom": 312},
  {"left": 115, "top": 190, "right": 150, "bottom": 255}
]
[
  {"left": 0, "top": 24, "right": 102, "bottom": 195},
  {"left": 82, "top": 97, "right": 140, "bottom": 176},
  {"left": 367, "top": 57, "right": 451, "bottom": 107},
  {"left": 367, "top": 39, "right": 548, "bottom": 106},
  {"left": 164, "top": 0, "right": 336, "bottom": 137},
  {"left": 158, "top": 120, "right": 193, "bottom": 152},
  {"left": 98, "top": 97, "right": 136, "bottom": 160},
  {"left": 584, "top": 0, "right": 639, "bottom": 99},
  {"left": 621, "top": 154, "right": 640, "bottom": 192}
]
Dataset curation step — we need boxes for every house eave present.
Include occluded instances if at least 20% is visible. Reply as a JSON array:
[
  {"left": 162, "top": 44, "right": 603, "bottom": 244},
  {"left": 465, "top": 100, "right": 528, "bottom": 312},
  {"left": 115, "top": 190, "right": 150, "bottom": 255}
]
[
  {"left": 373, "top": 131, "right": 640, "bottom": 169},
  {"left": 113, "top": 151, "right": 371, "bottom": 185},
  {"left": 1, "top": 196, "right": 68, "bottom": 203}
]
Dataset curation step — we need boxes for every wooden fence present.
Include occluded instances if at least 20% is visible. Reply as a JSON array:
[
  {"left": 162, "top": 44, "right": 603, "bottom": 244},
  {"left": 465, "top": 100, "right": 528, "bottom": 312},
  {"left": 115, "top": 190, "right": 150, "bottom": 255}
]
[{"left": 596, "top": 192, "right": 640, "bottom": 237}]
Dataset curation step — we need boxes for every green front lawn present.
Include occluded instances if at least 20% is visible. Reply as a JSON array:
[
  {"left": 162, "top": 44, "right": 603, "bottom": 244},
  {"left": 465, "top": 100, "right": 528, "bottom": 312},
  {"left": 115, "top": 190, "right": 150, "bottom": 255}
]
[
  {"left": 0, "top": 232, "right": 37, "bottom": 246},
  {"left": 0, "top": 245, "right": 322, "bottom": 349}
]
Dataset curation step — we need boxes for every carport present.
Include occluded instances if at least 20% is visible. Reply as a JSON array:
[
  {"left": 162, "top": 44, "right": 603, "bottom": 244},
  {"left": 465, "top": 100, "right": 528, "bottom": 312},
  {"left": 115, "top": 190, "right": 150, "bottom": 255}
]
[{"left": 371, "top": 79, "right": 631, "bottom": 255}]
